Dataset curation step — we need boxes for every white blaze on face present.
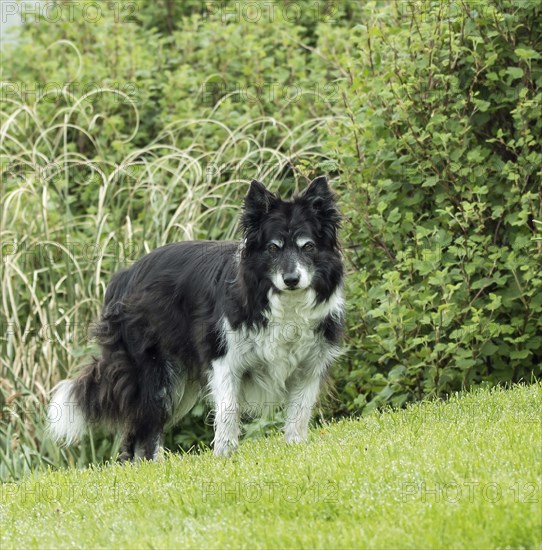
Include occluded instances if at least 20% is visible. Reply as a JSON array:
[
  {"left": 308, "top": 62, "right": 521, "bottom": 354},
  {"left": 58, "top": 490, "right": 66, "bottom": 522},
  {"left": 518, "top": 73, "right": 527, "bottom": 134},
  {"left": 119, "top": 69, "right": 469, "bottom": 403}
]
[
  {"left": 268, "top": 236, "right": 315, "bottom": 291},
  {"left": 296, "top": 263, "right": 311, "bottom": 289}
]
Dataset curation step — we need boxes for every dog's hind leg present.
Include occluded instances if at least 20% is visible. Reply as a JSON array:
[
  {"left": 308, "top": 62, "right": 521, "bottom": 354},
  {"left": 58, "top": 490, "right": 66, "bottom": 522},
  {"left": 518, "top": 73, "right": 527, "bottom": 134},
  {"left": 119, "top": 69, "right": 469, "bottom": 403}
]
[
  {"left": 119, "top": 429, "right": 163, "bottom": 462},
  {"left": 133, "top": 429, "right": 164, "bottom": 461},
  {"left": 117, "top": 362, "right": 174, "bottom": 462},
  {"left": 119, "top": 431, "right": 136, "bottom": 462},
  {"left": 120, "top": 415, "right": 166, "bottom": 462}
]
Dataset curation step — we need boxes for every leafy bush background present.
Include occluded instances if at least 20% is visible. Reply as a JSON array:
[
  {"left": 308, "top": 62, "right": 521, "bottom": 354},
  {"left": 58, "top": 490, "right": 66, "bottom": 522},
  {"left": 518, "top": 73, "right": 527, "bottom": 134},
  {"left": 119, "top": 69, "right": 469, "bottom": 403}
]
[{"left": 1, "top": 0, "right": 540, "bottom": 480}]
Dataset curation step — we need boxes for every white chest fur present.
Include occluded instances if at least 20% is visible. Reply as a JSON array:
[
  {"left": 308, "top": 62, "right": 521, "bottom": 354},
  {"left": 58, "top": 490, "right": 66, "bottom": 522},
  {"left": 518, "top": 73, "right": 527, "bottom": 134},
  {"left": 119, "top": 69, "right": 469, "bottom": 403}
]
[{"left": 219, "top": 288, "right": 344, "bottom": 409}]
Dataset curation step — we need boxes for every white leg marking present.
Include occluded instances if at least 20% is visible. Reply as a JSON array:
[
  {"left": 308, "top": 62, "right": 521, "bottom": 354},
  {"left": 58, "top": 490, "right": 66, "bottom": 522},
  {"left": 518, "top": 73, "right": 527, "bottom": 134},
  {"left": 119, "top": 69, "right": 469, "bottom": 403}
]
[
  {"left": 284, "top": 376, "right": 322, "bottom": 444},
  {"left": 210, "top": 357, "right": 241, "bottom": 457}
]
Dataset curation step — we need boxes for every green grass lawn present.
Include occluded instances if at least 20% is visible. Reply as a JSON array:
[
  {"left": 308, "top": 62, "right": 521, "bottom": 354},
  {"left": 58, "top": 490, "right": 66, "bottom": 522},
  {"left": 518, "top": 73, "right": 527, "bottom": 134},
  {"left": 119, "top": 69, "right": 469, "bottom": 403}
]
[{"left": 1, "top": 384, "right": 541, "bottom": 549}]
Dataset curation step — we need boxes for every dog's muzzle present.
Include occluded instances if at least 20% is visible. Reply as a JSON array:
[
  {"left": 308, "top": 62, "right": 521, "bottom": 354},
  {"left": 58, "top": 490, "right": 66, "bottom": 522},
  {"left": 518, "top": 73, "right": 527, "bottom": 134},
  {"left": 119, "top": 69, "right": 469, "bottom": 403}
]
[{"left": 282, "top": 272, "right": 301, "bottom": 289}]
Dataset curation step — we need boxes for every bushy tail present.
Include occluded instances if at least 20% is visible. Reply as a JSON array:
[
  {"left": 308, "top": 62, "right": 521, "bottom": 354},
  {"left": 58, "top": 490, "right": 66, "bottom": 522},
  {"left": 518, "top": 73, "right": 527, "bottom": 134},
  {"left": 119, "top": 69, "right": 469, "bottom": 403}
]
[
  {"left": 47, "top": 293, "right": 140, "bottom": 445},
  {"left": 47, "top": 379, "right": 88, "bottom": 444},
  {"left": 47, "top": 360, "right": 103, "bottom": 445}
]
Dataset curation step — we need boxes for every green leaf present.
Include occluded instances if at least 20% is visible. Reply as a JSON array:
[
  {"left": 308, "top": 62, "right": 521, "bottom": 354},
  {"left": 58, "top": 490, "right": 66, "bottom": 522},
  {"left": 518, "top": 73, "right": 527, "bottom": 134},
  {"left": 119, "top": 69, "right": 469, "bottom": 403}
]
[
  {"left": 510, "top": 350, "right": 532, "bottom": 360},
  {"left": 514, "top": 48, "right": 541, "bottom": 60},
  {"left": 506, "top": 67, "right": 524, "bottom": 80}
]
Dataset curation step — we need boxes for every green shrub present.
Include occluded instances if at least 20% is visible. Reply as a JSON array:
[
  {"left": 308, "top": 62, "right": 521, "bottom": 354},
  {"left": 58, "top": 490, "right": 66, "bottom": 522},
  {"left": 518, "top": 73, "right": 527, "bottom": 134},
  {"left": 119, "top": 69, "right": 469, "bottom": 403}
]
[{"left": 324, "top": 0, "right": 542, "bottom": 414}]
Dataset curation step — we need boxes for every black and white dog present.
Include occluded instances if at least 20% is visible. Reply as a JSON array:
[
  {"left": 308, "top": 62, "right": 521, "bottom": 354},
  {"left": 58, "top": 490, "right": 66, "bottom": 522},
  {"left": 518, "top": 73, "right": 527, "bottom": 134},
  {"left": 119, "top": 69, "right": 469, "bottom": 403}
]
[{"left": 48, "top": 177, "right": 344, "bottom": 459}]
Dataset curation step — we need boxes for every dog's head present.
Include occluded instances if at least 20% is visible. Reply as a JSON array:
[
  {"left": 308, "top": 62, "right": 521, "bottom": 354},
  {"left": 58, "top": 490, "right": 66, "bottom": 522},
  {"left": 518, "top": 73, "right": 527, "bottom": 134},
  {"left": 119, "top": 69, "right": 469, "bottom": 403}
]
[{"left": 239, "top": 177, "right": 342, "bottom": 298}]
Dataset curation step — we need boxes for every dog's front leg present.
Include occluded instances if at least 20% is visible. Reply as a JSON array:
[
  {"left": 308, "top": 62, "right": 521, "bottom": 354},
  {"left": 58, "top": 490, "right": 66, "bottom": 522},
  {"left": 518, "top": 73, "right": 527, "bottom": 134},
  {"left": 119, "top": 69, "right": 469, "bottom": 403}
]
[
  {"left": 210, "top": 357, "right": 241, "bottom": 457},
  {"left": 284, "top": 374, "right": 324, "bottom": 444}
]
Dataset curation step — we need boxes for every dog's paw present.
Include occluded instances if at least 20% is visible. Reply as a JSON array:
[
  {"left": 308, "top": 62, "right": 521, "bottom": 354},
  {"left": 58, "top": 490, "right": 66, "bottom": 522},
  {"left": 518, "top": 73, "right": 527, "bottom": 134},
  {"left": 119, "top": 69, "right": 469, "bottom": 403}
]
[
  {"left": 284, "top": 431, "right": 308, "bottom": 445},
  {"left": 118, "top": 451, "right": 133, "bottom": 463},
  {"left": 213, "top": 439, "right": 238, "bottom": 457}
]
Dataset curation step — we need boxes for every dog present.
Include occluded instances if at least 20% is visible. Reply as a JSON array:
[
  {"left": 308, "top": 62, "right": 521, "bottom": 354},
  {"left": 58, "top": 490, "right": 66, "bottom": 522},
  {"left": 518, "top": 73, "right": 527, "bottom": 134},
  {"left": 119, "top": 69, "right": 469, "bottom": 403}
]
[{"left": 47, "top": 176, "right": 344, "bottom": 460}]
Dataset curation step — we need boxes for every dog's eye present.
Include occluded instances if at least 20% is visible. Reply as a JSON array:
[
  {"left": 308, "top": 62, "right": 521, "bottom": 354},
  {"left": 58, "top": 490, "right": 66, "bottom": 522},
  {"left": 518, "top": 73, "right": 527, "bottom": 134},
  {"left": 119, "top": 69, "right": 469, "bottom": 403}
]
[
  {"left": 267, "top": 243, "right": 279, "bottom": 254},
  {"left": 302, "top": 242, "right": 315, "bottom": 252}
]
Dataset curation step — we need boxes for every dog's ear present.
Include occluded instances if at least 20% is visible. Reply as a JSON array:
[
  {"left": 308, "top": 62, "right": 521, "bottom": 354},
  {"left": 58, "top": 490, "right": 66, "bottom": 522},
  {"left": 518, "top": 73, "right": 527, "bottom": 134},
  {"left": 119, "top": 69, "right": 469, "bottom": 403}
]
[
  {"left": 301, "top": 176, "right": 334, "bottom": 209},
  {"left": 241, "top": 180, "right": 276, "bottom": 237},
  {"left": 244, "top": 180, "right": 276, "bottom": 213},
  {"left": 301, "top": 176, "right": 341, "bottom": 246}
]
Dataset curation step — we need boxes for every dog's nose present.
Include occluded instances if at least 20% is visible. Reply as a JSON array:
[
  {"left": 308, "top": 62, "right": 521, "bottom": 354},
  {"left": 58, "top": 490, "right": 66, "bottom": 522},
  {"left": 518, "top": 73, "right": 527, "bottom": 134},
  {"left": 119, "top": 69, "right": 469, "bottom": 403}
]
[{"left": 283, "top": 272, "right": 301, "bottom": 288}]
